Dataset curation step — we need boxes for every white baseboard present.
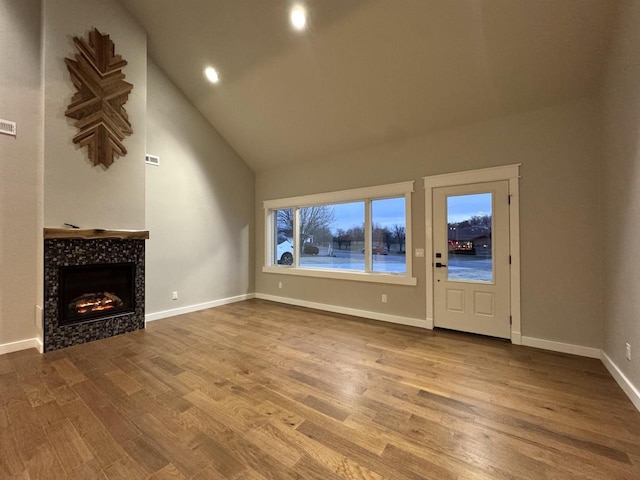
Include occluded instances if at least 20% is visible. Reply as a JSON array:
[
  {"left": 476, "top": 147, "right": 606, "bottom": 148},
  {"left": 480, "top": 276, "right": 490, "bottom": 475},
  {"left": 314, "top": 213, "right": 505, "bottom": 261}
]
[
  {"left": 426, "top": 316, "right": 434, "bottom": 329},
  {"left": 255, "top": 293, "right": 429, "bottom": 330},
  {"left": 0, "top": 337, "right": 42, "bottom": 356},
  {"left": 601, "top": 351, "right": 640, "bottom": 412},
  {"left": 145, "top": 293, "right": 255, "bottom": 323},
  {"left": 511, "top": 331, "right": 522, "bottom": 345},
  {"left": 521, "top": 336, "right": 601, "bottom": 358}
]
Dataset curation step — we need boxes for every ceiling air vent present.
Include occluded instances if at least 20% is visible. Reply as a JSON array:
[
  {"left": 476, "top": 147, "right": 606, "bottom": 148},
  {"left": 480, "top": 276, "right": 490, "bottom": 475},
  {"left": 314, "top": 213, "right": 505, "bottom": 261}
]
[
  {"left": 145, "top": 154, "right": 160, "bottom": 166},
  {"left": 0, "top": 119, "right": 17, "bottom": 136}
]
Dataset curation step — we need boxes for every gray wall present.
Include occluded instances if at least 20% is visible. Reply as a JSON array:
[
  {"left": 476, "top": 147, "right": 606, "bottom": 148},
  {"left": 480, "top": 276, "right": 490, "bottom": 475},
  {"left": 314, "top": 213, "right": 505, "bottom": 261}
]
[
  {"left": 42, "top": 0, "right": 147, "bottom": 229},
  {"left": 602, "top": 0, "right": 640, "bottom": 388},
  {"left": 145, "top": 59, "right": 255, "bottom": 315},
  {"left": 256, "top": 98, "right": 603, "bottom": 349},
  {"left": 0, "top": 0, "right": 42, "bottom": 346}
]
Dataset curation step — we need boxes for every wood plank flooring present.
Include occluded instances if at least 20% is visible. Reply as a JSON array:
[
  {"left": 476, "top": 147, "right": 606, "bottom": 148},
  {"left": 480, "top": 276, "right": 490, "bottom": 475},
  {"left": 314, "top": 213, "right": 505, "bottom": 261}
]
[{"left": 1, "top": 299, "right": 639, "bottom": 479}]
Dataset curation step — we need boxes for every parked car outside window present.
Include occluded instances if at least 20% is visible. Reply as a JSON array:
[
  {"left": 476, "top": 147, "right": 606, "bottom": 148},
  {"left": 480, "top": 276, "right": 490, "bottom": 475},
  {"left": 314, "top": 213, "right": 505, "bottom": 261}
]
[{"left": 276, "top": 233, "right": 294, "bottom": 265}]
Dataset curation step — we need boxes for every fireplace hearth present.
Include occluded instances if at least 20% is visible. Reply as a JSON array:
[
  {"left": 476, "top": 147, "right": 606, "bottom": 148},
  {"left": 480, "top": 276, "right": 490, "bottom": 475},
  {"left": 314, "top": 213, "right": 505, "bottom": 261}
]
[{"left": 43, "top": 228, "right": 149, "bottom": 352}]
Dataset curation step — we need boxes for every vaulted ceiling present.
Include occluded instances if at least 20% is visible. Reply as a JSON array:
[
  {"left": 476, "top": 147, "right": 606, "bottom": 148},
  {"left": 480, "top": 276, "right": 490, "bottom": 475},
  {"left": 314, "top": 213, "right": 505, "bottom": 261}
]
[{"left": 119, "top": 0, "right": 619, "bottom": 171}]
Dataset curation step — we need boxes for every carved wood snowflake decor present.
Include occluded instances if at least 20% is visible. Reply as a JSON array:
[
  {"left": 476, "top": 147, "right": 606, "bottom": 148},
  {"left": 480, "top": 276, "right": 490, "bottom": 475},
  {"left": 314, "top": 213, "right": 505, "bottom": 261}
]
[{"left": 65, "top": 28, "right": 133, "bottom": 168}]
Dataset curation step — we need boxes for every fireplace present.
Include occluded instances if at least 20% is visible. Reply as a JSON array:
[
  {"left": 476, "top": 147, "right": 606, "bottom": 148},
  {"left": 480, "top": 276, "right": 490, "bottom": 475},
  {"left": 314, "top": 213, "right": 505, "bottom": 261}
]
[
  {"left": 59, "top": 263, "right": 135, "bottom": 325},
  {"left": 43, "top": 228, "right": 148, "bottom": 351}
]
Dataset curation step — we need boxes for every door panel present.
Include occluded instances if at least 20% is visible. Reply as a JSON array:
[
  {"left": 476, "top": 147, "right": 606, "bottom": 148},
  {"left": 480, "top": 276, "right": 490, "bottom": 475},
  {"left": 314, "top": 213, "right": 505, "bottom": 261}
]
[
  {"left": 433, "top": 181, "right": 510, "bottom": 338},
  {"left": 474, "top": 291, "right": 494, "bottom": 316},
  {"left": 446, "top": 289, "right": 464, "bottom": 312}
]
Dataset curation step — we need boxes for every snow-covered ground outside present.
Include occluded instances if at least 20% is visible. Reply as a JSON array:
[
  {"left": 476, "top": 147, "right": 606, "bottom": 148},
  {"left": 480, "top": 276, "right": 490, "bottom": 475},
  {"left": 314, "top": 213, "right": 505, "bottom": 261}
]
[{"left": 298, "top": 249, "right": 492, "bottom": 281}]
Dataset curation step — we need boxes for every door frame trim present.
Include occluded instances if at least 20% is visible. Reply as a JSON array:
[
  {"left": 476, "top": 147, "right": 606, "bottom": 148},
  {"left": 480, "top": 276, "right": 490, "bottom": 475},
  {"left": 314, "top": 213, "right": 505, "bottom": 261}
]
[{"left": 423, "top": 164, "right": 522, "bottom": 344}]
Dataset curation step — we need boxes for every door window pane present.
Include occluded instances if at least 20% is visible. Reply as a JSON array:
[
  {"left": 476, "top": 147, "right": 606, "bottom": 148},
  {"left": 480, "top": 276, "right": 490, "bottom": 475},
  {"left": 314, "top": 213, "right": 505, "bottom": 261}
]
[
  {"left": 300, "top": 202, "right": 364, "bottom": 271},
  {"left": 371, "top": 198, "right": 406, "bottom": 273},
  {"left": 447, "top": 193, "right": 492, "bottom": 282}
]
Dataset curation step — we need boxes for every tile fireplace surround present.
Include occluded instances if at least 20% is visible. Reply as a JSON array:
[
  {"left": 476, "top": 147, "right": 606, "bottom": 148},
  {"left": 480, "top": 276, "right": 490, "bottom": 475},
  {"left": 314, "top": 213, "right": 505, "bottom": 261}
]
[{"left": 43, "top": 228, "right": 149, "bottom": 352}]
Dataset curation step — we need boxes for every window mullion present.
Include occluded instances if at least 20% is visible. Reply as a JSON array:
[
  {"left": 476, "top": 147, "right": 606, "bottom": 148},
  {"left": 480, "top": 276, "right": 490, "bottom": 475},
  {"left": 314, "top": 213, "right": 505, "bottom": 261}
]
[
  {"left": 364, "top": 200, "right": 372, "bottom": 272},
  {"left": 293, "top": 207, "right": 300, "bottom": 267}
]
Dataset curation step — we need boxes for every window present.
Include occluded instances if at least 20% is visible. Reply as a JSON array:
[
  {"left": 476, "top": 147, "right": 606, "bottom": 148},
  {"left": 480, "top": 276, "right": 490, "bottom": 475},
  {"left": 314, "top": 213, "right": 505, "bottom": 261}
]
[
  {"left": 273, "top": 211, "right": 294, "bottom": 265},
  {"left": 298, "top": 202, "right": 365, "bottom": 271},
  {"left": 263, "top": 181, "right": 416, "bottom": 285},
  {"left": 446, "top": 193, "right": 492, "bottom": 282},
  {"left": 371, "top": 197, "right": 406, "bottom": 273}
]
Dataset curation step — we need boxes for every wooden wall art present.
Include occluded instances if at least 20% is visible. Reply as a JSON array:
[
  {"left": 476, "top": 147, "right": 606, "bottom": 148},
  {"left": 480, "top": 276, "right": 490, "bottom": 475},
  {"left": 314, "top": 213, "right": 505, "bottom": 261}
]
[{"left": 65, "top": 28, "right": 133, "bottom": 169}]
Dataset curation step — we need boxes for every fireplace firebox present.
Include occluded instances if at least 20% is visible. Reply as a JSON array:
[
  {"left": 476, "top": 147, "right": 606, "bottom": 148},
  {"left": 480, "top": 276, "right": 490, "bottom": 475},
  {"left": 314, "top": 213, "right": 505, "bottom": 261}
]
[{"left": 59, "top": 263, "right": 135, "bottom": 325}]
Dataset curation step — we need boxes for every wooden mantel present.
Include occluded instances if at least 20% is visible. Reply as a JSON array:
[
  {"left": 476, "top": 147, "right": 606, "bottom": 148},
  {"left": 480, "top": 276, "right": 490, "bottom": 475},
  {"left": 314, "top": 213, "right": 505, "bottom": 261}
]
[{"left": 44, "top": 228, "right": 149, "bottom": 240}]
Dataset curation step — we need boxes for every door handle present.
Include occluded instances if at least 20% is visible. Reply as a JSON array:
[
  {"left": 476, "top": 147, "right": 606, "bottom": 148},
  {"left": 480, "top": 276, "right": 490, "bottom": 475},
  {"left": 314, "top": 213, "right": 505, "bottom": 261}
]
[{"left": 435, "top": 262, "right": 447, "bottom": 268}]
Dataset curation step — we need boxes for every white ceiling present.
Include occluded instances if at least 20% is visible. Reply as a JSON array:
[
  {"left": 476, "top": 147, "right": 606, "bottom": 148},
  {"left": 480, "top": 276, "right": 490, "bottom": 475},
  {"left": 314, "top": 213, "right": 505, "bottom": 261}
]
[{"left": 119, "top": 0, "right": 619, "bottom": 172}]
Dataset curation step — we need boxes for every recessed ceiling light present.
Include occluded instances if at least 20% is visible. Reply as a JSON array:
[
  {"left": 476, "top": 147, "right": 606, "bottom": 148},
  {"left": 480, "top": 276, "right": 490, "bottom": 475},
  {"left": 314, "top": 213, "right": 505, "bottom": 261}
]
[
  {"left": 204, "top": 66, "right": 219, "bottom": 84},
  {"left": 290, "top": 5, "right": 307, "bottom": 31}
]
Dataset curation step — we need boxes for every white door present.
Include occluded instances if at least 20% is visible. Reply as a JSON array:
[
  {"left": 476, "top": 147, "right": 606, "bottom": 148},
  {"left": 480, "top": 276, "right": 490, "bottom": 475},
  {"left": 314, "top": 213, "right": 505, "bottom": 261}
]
[{"left": 433, "top": 181, "right": 511, "bottom": 338}]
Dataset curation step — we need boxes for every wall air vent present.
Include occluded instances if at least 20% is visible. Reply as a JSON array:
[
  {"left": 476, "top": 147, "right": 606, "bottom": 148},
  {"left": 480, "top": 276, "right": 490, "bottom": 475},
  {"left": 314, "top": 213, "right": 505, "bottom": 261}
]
[
  {"left": 145, "top": 154, "right": 160, "bottom": 166},
  {"left": 0, "top": 119, "right": 17, "bottom": 136}
]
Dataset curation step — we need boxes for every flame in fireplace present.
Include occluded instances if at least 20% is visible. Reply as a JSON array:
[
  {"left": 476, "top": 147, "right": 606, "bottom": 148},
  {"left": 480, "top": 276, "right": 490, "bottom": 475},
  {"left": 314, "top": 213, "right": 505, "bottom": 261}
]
[{"left": 69, "top": 292, "right": 124, "bottom": 315}]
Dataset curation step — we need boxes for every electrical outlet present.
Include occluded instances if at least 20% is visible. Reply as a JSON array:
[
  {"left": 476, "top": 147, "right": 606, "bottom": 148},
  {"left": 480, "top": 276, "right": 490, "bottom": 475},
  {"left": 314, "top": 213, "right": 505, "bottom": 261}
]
[
  {"left": 381, "top": 294, "right": 387, "bottom": 303},
  {"left": 278, "top": 282, "right": 283, "bottom": 289},
  {"left": 172, "top": 291, "right": 178, "bottom": 300},
  {"left": 626, "top": 343, "right": 631, "bottom": 361}
]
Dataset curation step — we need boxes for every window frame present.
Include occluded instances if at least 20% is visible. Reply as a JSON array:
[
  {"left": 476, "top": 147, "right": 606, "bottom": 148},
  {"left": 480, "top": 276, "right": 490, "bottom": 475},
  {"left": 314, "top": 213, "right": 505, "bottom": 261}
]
[{"left": 263, "top": 181, "right": 417, "bottom": 286}]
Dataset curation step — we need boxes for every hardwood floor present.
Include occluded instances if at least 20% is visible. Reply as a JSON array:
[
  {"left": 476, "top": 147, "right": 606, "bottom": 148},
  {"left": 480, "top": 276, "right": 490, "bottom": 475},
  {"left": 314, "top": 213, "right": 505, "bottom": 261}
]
[{"left": 1, "top": 299, "right": 639, "bottom": 479}]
